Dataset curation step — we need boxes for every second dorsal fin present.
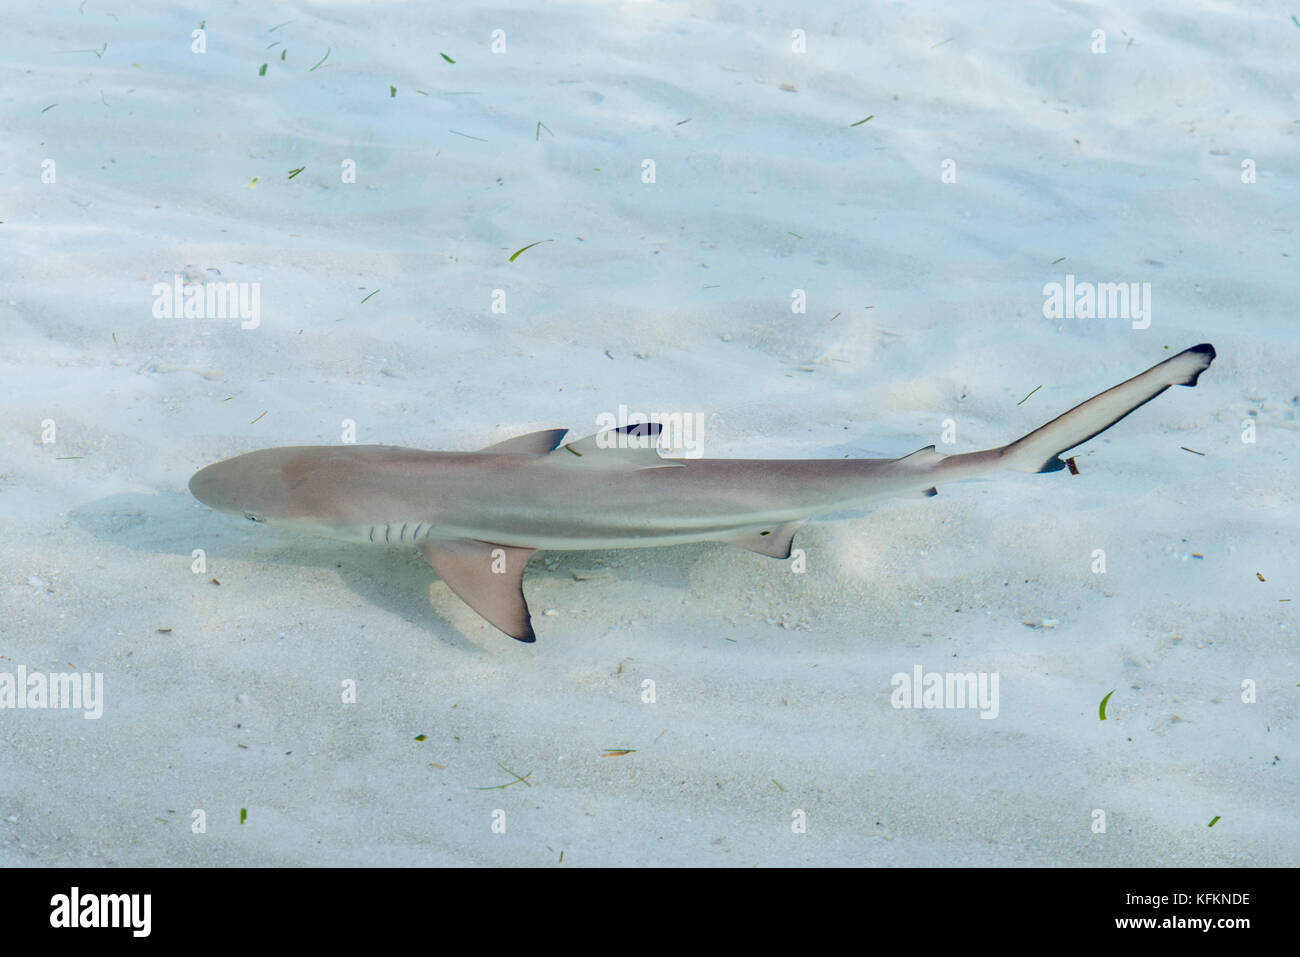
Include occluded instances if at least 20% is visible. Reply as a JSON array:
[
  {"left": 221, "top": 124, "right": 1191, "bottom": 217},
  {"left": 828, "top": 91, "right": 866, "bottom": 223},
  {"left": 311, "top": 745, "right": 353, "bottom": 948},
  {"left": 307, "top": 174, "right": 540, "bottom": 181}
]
[{"left": 895, "top": 445, "right": 944, "bottom": 469}]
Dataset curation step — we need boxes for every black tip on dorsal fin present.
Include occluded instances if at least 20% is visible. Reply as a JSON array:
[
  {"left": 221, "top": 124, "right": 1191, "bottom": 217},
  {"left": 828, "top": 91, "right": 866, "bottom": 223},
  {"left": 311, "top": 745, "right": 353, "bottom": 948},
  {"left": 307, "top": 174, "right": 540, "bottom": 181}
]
[
  {"left": 554, "top": 421, "right": 683, "bottom": 469},
  {"left": 615, "top": 422, "right": 662, "bottom": 438}
]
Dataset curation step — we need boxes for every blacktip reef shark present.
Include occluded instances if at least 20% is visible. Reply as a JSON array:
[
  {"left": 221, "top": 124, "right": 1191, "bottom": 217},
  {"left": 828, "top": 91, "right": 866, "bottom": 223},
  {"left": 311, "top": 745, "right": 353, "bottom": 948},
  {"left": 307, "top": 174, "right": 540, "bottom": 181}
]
[{"left": 190, "top": 343, "right": 1215, "bottom": 643}]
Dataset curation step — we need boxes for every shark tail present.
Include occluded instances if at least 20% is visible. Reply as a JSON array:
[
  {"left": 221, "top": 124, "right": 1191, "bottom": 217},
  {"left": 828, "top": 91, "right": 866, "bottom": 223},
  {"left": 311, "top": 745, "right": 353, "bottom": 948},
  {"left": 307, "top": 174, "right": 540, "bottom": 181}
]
[{"left": 930, "top": 343, "right": 1215, "bottom": 480}]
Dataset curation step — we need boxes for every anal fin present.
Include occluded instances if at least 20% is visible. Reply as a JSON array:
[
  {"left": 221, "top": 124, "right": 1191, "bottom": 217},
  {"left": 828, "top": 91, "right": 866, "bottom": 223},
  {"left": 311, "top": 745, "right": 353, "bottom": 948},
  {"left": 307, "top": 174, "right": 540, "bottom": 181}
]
[
  {"left": 419, "top": 540, "right": 537, "bottom": 642},
  {"left": 723, "top": 520, "right": 805, "bottom": 559}
]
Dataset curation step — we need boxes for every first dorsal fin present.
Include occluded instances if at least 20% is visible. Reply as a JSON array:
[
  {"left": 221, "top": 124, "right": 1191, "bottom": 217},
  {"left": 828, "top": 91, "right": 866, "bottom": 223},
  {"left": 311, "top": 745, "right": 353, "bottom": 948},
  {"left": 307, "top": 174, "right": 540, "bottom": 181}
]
[
  {"left": 420, "top": 540, "right": 537, "bottom": 642},
  {"left": 553, "top": 422, "right": 684, "bottom": 470},
  {"left": 480, "top": 428, "right": 569, "bottom": 454}
]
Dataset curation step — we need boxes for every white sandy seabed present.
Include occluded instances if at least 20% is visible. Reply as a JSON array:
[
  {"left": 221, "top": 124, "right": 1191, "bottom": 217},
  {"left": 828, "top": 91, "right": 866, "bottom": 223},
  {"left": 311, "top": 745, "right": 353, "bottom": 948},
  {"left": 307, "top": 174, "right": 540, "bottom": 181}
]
[{"left": 0, "top": 0, "right": 1295, "bottom": 866}]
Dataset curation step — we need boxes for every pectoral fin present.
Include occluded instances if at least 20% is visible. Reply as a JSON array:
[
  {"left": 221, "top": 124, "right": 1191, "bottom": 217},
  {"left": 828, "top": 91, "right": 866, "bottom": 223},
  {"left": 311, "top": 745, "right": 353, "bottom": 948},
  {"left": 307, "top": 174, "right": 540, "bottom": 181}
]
[{"left": 419, "top": 540, "right": 537, "bottom": 642}]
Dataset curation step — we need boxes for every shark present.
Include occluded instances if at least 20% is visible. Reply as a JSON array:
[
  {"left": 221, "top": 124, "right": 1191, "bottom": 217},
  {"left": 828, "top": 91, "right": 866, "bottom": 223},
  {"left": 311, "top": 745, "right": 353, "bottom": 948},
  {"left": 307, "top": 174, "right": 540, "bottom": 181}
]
[{"left": 189, "top": 343, "right": 1216, "bottom": 642}]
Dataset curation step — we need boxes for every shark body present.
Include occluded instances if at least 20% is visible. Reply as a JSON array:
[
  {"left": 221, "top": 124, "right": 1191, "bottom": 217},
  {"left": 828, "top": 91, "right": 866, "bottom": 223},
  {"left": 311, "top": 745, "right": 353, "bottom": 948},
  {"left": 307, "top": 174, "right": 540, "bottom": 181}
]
[{"left": 189, "top": 344, "right": 1216, "bottom": 642}]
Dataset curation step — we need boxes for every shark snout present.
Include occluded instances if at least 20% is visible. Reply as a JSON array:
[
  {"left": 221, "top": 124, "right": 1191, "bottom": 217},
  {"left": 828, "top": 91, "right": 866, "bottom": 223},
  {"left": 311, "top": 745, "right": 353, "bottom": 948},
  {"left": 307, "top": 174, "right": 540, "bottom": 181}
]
[
  {"left": 188, "top": 461, "right": 243, "bottom": 515},
  {"left": 188, "top": 448, "right": 302, "bottom": 523}
]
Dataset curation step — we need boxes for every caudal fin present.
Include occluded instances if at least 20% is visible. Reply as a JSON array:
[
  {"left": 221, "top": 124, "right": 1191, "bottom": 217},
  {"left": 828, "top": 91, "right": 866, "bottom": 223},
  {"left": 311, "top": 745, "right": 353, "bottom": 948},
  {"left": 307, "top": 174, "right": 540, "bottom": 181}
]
[{"left": 998, "top": 343, "right": 1216, "bottom": 473}]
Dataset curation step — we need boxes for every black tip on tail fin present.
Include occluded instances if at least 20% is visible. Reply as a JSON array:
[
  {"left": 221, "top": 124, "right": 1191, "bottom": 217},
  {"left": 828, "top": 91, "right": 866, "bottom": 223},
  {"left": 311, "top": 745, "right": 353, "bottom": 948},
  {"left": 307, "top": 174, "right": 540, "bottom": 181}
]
[
  {"left": 996, "top": 344, "right": 1217, "bottom": 475},
  {"left": 1179, "top": 343, "right": 1216, "bottom": 386}
]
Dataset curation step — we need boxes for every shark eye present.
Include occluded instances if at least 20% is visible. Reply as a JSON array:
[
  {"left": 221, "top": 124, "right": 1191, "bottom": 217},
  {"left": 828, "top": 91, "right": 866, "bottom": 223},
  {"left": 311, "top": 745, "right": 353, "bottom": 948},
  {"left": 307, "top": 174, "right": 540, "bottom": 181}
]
[{"left": 244, "top": 512, "right": 265, "bottom": 523}]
